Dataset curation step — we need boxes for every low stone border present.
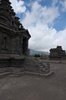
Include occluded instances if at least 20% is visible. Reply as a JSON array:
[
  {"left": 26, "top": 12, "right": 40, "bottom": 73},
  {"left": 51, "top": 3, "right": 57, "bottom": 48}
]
[
  {"left": 0, "top": 72, "right": 11, "bottom": 78},
  {"left": 9, "top": 71, "right": 54, "bottom": 77}
]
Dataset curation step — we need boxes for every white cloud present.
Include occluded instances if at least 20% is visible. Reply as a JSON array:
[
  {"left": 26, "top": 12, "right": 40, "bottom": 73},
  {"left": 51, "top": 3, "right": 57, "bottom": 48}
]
[
  {"left": 10, "top": 0, "right": 66, "bottom": 51},
  {"left": 55, "top": 29, "right": 66, "bottom": 49},
  {"left": 22, "top": 1, "right": 59, "bottom": 27},
  {"left": 10, "top": 0, "right": 26, "bottom": 13},
  {"left": 21, "top": 1, "right": 60, "bottom": 51},
  {"left": 28, "top": 24, "right": 66, "bottom": 51},
  {"left": 60, "top": 0, "right": 66, "bottom": 11},
  {"left": 52, "top": 0, "right": 59, "bottom": 6},
  {"left": 28, "top": 24, "right": 58, "bottom": 51}
]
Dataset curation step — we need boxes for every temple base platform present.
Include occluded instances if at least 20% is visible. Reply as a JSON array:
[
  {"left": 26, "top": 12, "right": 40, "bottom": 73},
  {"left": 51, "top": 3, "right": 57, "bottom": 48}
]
[{"left": 0, "top": 55, "right": 54, "bottom": 77}]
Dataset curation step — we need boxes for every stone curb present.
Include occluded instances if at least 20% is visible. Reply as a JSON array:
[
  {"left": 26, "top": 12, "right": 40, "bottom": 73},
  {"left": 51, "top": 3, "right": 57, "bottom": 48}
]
[
  {"left": 0, "top": 72, "right": 11, "bottom": 78},
  {"left": 9, "top": 71, "right": 54, "bottom": 77}
]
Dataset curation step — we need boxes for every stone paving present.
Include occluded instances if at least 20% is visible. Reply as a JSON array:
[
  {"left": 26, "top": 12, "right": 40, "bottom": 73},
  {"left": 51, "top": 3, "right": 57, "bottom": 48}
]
[{"left": 0, "top": 62, "right": 66, "bottom": 100}]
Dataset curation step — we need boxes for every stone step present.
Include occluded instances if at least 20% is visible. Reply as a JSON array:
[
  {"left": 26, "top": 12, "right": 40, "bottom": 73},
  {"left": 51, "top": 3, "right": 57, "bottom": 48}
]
[
  {"left": 44, "top": 71, "right": 54, "bottom": 77},
  {"left": 22, "top": 71, "right": 54, "bottom": 77},
  {"left": 0, "top": 71, "right": 54, "bottom": 78},
  {"left": 0, "top": 72, "right": 11, "bottom": 78}
]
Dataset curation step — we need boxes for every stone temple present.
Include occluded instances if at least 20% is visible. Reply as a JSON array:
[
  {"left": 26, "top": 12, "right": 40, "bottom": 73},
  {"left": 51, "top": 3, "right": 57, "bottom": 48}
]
[
  {"left": 0, "top": 0, "right": 31, "bottom": 56},
  {"left": 0, "top": 0, "right": 53, "bottom": 76}
]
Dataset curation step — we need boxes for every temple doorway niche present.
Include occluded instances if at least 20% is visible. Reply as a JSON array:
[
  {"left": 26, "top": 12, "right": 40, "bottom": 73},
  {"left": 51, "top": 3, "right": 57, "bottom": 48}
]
[
  {"left": 1, "top": 36, "right": 8, "bottom": 53},
  {"left": 23, "top": 38, "right": 28, "bottom": 55}
]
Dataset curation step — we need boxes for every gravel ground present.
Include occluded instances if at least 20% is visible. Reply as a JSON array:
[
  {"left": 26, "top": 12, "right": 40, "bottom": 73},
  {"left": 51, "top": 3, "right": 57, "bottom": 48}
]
[{"left": 0, "top": 62, "right": 66, "bottom": 100}]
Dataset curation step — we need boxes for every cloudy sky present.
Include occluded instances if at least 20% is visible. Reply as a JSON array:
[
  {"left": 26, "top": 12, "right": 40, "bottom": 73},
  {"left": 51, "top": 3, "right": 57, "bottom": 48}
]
[{"left": 10, "top": 0, "right": 66, "bottom": 52}]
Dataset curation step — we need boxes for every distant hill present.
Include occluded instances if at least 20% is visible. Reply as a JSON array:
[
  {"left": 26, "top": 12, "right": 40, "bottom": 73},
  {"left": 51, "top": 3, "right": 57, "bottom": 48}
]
[{"left": 29, "top": 49, "right": 49, "bottom": 56}]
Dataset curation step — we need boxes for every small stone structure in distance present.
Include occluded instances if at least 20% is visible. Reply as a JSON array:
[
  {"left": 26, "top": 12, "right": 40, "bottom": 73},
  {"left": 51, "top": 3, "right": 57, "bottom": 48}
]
[{"left": 49, "top": 46, "right": 66, "bottom": 60}]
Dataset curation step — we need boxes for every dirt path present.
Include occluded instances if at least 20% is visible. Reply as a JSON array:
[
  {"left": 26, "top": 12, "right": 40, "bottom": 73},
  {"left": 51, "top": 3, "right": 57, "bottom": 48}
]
[{"left": 0, "top": 63, "right": 66, "bottom": 100}]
